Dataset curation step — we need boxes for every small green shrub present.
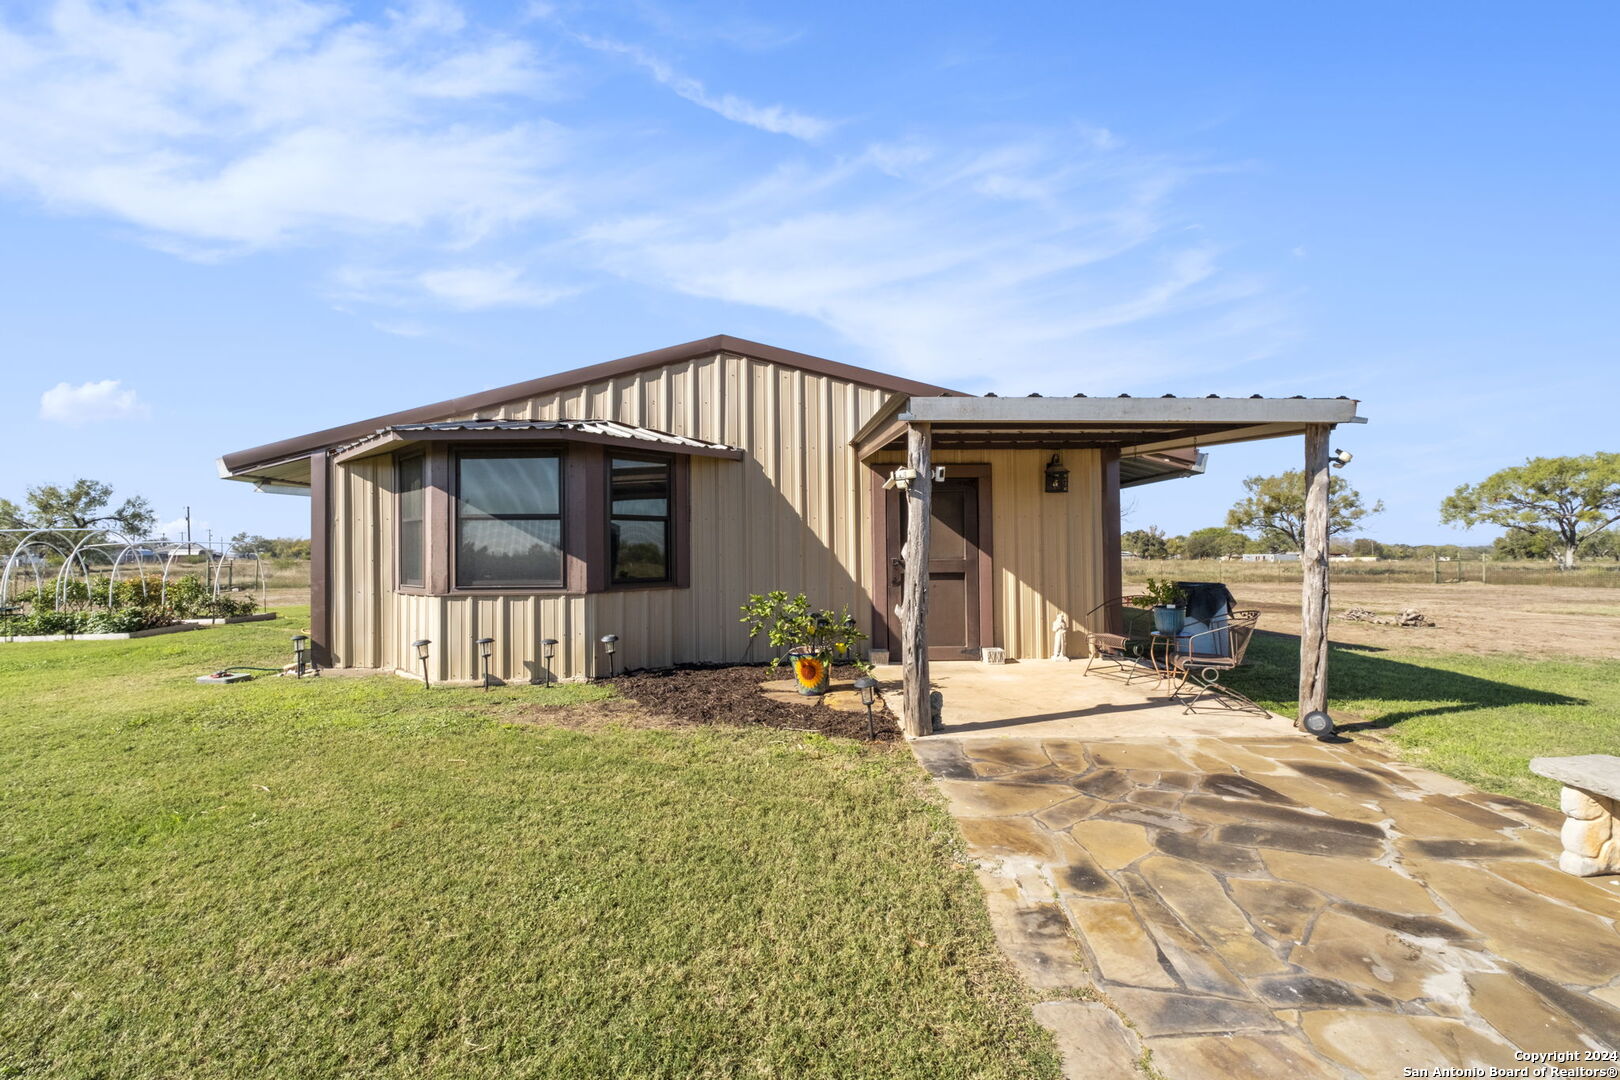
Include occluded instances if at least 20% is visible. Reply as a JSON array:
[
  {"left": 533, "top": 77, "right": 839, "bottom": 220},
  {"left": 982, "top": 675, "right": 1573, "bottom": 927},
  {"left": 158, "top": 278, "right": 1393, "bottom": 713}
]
[{"left": 740, "top": 591, "right": 868, "bottom": 666}]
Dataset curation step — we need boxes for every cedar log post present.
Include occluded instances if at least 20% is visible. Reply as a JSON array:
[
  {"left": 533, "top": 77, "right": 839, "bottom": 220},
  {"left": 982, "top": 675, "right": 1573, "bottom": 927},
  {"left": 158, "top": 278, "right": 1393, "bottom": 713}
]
[
  {"left": 900, "top": 423, "right": 933, "bottom": 736},
  {"left": 1298, "top": 424, "right": 1332, "bottom": 727}
]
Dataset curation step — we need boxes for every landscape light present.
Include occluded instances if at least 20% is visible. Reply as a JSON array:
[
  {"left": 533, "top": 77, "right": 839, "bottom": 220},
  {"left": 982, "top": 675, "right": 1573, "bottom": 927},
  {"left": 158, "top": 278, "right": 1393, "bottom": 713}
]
[
  {"left": 475, "top": 637, "right": 495, "bottom": 692},
  {"left": 1302, "top": 710, "right": 1336, "bottom": 739},
  {"left": 854, "top": 676, "right": 879, "bottom": 740},
  {"left": 599, "top": 634, "right": 619, "bottom": 678},
  {"left": 541, "top": 638, "right": 558, "bottom": 686},
  {"left": 411, "top": 639, "right": 432, "bottom": 689},
  {"left": 291, "top": 634, "right": 310, "bottom": 678}
]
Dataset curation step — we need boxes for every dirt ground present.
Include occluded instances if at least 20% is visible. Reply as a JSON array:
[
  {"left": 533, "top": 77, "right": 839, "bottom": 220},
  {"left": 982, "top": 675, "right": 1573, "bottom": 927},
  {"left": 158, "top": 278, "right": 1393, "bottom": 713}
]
[
  {"left": 1170, "top": 579, "right": 1620, "bottom": 661},
  {"left": 605, "top": 663, "right": 901, "bottom": 741}
]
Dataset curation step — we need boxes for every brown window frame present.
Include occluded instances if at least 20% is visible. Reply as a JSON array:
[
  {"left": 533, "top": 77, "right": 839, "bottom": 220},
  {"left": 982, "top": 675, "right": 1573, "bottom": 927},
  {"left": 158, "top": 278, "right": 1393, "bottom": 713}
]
[
  {"left": 396, "top": 443, "right": 692, "bottom": 597},
  {"left": 395, "top": 451, "right": 427, "bottom": 591},
  {"left": 606, "top": 453, "right": 674, "bottom": 588},
  {"left": 451, "top": 448, "right": 567, "bottom": 591}
]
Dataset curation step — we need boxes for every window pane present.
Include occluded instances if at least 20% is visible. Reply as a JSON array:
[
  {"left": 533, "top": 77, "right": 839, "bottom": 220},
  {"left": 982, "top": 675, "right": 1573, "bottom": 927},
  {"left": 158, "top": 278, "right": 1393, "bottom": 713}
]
[
  {"left": 611, "top": 519, "right": 668, "bottom": 582},
  {"left": 398, "top": 457, "right": 425, "bottom": 587},
  {"left": 610, "top": 458, "right": 669, "bottom": 517},
  {"left": 458, "top": 518, "right": 563, "bottom": 586},
  {"left": 460, "top": 455, "right": 559, "bottom": 517}
]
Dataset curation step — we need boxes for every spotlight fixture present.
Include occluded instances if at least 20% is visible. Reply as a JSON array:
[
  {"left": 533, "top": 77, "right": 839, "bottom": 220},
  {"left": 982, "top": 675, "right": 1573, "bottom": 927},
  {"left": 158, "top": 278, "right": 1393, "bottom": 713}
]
[
  {"left": 1302, "top": 710, "right": 1336, "bottom": 739},
  {"left": 411, "top": 639, "right": 432, "bottom": 689},
  {"left": 540, "top": 638, "right": 559, "bottom": 686},
  {"left": 1330, "top": 449, "right": 1353, "bottom": 469},
  {"left": 474, "top": 637, "right": 495, "bottom": 692}
]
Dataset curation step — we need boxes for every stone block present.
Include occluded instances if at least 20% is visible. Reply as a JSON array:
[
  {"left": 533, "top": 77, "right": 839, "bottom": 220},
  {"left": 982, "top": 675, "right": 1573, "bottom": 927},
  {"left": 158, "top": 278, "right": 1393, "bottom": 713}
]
[{"left": 1563, "top": 814, "right": 1612, "bottom": 859}]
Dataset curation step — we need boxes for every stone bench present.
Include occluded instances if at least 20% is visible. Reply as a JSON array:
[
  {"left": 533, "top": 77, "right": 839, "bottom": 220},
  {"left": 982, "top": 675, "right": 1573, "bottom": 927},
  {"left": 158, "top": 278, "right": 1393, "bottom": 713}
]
[{"left": 1530, "top": 755, "right": 1620, "bottom": 877}]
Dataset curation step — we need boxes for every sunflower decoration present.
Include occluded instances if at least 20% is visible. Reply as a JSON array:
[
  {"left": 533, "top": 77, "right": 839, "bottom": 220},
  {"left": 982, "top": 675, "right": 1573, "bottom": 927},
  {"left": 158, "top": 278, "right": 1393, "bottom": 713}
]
[{"left": 793, "top": 653, "right": 828, "bottom": 693}]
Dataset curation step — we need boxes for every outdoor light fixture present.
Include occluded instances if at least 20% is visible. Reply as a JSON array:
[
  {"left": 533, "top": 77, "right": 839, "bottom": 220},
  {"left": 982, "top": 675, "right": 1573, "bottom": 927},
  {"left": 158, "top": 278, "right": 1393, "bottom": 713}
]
[
  {"left": 854, "top": 676, "right": 879, "bottom": 740},
  {"left": 1330, "top": 449, "right": 1353, "bottom": 469},
  {"left": 599, "top": 634, "right": 619, "bottom": 678},
  {"left": 882, "top": 467, "right": 919, "bottom": 492},
  {"left": 1044, "top": 454, "right": 1070, "bottom": 494},
  {"left": 540, "top": 638, "right": 558, "bottom": 686},
  {"left": 291, "top": 634, "right": 310, "bottom": 678},
  {"left": 411, "top": 639, "right": 432, "bottom": 689},
  {"left": 1302, "top": 710, "right": 1336, "bottom": 740},
  {"left": 474, "top": 637, "right": 495, "bottom": 692}
]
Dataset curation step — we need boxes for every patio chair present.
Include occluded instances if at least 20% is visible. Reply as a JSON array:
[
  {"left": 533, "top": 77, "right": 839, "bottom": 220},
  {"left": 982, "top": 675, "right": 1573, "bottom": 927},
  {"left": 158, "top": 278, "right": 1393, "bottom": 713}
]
[
  {"left": 1077, "top": 595, "right": 1153, "bottom": 679},
  {"left": 1168, "top": 609, "right": 1265, "bottom": 715}
]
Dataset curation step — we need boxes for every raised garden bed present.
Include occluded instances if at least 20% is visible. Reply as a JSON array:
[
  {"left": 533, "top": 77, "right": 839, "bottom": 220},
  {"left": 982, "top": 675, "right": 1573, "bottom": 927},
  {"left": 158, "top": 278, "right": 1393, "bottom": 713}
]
[
  {"left": 605, "top": 662, "right": 900, "bottom": 741},
  {"left": 2, "top": 613, "right": 278, "bottom": 643}
]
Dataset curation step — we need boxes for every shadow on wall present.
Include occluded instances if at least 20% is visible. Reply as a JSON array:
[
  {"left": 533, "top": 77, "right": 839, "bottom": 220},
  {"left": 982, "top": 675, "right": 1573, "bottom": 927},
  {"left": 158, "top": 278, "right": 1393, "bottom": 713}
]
[{"left": 1226, "top": 630, "right": 1585, "bottom": 730}]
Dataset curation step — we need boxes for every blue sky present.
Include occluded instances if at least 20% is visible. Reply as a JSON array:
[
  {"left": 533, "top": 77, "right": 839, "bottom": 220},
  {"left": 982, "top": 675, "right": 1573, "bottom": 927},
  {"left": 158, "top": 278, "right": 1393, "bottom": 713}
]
[{"left": 1, "top": 0, "right": 1614, "bottom": 545}]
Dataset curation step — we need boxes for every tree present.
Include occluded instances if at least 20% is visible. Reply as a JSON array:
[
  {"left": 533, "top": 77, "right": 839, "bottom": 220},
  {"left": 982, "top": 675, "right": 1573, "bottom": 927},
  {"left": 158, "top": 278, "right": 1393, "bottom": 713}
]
[
  {"left": 1350, "top": 537, "right": 1385, "bottom": 557},
  {"left": 20, "top": 479, "right": 155, "bottom": 537},
  {"left": 1441, "top": 453, "right": 1620, "bottom": 571},
  {"left": 1226, "top": 470, "right": 1382, "bottom": 551},
  {"left": 1183, "top": 526, "right": 1249, "bottom": 560},
  {"left": 1121, "top": 525, "right": 1169, "bottom": 559}
]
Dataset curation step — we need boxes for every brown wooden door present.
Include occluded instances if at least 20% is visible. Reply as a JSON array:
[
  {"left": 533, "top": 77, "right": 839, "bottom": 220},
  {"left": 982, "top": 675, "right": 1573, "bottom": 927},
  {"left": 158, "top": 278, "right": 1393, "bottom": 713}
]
[{"left": 884, "top": 473, "right": 986, "bottom": 660}]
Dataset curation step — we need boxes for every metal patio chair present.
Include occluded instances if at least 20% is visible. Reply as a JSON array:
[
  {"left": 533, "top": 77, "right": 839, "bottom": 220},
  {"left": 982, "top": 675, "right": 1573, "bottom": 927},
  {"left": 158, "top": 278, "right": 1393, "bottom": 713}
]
[
  {"left": 1168, "top": 609, "right": 1265, "bottom": 715},
  {"left": 1078, "top": 595, "right": 1153, "bottom": 679}
]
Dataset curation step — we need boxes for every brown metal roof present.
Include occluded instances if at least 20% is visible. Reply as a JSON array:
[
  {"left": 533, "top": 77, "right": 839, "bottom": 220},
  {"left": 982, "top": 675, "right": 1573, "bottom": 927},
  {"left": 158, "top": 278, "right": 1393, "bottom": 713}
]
[
  {"left": 331, "top": 419, "right": 745, "bottom": 463},
  {"left": 220, "top": 334, "right": 959, "bottom": 478}
]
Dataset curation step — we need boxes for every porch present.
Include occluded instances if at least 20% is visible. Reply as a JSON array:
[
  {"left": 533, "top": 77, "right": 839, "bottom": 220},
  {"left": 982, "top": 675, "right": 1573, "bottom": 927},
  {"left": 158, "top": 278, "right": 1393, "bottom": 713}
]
[{"left": 870, "top": 659, "right": 1292, "bottom": 740}]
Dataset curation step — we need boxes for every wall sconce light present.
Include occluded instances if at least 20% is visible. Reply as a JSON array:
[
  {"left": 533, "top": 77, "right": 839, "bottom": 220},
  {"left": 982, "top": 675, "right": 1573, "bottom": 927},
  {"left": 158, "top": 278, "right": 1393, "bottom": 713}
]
[
  {"left": 474, "top": 637, "right": 495, "bottom": 692},
  {"left": 540, "top": 638, "right": 558, "bottom": 686},
  {"left": 291, "top": 634, "right": 311, "bottom": 678},
  {"left": 599, "top": 634, "right": 619, "bottom": 678},
  {"left": 411, "top": 639, "right": 432, "bottom": 689},
  {"left": 1044, "top": 454, "right": 1069, "bottom": 494},
  {"left": 1330, "top": 448, "right": 1353, "bottom": 469},
  {"left": 853, "top": 675, "right": 879, "bottom": 740}
]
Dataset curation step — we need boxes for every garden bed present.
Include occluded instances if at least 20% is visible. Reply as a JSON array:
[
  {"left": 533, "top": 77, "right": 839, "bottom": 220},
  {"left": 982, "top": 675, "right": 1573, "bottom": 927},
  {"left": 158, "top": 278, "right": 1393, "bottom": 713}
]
[
  {"left": 605, "top": 662, "right": 901, "bottom": 741},
  {"left": 1, "top": 612, "right": 277, "bottom": 643}
]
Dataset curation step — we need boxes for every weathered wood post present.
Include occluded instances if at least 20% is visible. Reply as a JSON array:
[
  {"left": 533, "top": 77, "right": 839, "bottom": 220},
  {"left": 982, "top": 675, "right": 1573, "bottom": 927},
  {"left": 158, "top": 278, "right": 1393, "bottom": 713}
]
[
  {"left": 900, "top": 423, "right": 933, "bottom": 736},
  {"left": 1298, "top": 424, "right": 1332, "bottom": 728}
]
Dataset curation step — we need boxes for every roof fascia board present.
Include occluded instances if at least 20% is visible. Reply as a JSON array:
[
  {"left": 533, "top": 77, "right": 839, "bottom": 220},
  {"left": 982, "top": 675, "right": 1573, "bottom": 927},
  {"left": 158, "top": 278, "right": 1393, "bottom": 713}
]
[
  {"left": 222, "top": 336, "right": 956, "bottom": 477},
  {"left": 904, "top": 396, "right": 1363, "bottom": 426}
]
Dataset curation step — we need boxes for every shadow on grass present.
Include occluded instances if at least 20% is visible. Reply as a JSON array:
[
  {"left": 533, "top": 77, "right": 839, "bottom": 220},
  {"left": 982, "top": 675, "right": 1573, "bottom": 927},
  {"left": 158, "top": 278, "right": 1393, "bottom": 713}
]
[{"left": 1224, "top": 630, "right": 1585, "bottom": 732}]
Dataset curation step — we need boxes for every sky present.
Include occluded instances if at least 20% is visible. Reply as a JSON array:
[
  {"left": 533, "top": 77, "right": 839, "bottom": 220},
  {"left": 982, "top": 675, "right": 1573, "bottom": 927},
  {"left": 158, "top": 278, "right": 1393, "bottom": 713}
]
[{"left": 0, "top": 0, "right": 1614, "bottom": 545}]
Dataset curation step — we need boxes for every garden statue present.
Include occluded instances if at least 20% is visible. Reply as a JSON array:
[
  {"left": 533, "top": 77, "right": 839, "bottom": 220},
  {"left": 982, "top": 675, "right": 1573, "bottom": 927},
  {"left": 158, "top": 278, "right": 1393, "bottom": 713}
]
[{"left": 1050, "top": 612, "right": 1069, "bottom": 661}]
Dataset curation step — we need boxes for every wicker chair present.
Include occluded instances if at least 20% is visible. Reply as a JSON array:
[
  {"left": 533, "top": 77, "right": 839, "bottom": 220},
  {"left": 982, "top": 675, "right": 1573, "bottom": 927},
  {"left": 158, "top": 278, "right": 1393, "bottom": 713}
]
[{"left": 1168, "top": 609, "right": 1264, "bottom": 715}]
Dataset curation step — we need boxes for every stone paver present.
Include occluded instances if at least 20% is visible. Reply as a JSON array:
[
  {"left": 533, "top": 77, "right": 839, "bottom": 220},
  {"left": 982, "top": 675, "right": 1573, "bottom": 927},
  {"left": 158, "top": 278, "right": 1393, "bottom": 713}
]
[{"left": 918, "top": 730, "right": 1620, "bottom": 1079}]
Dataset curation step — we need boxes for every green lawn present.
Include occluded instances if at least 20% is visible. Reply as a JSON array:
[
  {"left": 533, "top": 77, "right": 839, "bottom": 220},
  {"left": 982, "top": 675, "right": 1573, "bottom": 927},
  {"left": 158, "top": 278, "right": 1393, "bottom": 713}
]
[
  {"left": 1230, "top": 631, "right": 1620, "bottom": 805},
  {"left": 0, "top": 611, "right": 1058, "bottom": 1079}
]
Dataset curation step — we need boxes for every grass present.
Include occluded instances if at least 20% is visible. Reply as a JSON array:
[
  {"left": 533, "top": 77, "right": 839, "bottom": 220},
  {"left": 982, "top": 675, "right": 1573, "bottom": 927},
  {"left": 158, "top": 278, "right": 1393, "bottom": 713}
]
[
  {"left": 0, "top": 609, "right": 1059, "bottom": 1080},
  {"left": 1227, "top": 631, "right": 1620, "bottom": 805}
]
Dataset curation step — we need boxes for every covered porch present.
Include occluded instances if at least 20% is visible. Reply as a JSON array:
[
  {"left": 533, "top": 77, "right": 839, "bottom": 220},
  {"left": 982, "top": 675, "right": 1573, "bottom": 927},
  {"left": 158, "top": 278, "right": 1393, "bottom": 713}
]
[
  {"left": 851, "top": 392, "right": 1366, "bottom": 737},
  {"left": 869, "top": 658, "right": 1293, "bottom": 740}
]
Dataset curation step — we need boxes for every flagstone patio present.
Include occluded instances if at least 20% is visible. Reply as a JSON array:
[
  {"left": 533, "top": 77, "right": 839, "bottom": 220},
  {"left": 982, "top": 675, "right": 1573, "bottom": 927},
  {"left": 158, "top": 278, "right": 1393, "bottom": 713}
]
[{"left": 914, "top": 731, "right": 1620, "bottom": 1078}]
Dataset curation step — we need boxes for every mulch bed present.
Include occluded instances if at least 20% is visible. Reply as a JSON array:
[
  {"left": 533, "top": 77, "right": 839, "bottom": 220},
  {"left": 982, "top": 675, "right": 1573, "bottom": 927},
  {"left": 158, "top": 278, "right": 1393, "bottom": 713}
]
[{"left": 603, "top": 663, "right": 901, "bottom": 742}]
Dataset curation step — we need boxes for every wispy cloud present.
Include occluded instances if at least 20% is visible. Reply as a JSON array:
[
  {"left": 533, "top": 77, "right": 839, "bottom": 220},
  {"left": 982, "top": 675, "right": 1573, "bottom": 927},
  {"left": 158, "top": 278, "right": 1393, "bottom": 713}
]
[
  {"left": 0, "top": 0, "right": 566, "bottom": 252},
  {"left": 39, "top": 380, "right": 151, "bottom": 424},
  {"left": 574, "top": 34, "right": 832, "bottom": 141},
  {"left": 417, "top": 265, "right": 579, "bottom": 310}
]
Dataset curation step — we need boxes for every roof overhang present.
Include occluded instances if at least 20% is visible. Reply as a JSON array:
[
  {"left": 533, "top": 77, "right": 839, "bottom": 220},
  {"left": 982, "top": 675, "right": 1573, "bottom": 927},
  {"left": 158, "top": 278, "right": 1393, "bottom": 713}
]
[
  {"left": 330, "top": 420, "right": 745, "bottom": 465},
  {"left": 852, "top": 394, "right": 1365, "bottom": 459}
]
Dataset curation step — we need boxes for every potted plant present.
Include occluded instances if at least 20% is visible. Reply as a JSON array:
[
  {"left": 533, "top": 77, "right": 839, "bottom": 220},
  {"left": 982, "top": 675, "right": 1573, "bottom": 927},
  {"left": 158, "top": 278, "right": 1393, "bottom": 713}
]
[
  {"left": 740, "top": 591, "right": 868, "bottom": 695},
  {"left": 1130, "top": 578, "right": 1186, "bottom": 635}
]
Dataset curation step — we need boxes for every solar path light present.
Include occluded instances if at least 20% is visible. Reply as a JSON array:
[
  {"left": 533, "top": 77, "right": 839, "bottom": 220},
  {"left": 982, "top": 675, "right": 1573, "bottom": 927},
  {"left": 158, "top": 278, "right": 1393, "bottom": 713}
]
[
  {"left": 540, "top": 638, "right": 558, "bottom": 686},
  {"left": 411, "top": 639, "right": 432, "bottom": 689},
  {"left": 599, "top": 634, "right": 619, "bottom": 678},
  {"left": 854, "top": 676, "right": 879, "bottom": 740},
  {"left": 291, "top": 634, "right": 310, "bottom": 677},
  {"left": 475, "top": 637, "right": 495, "bottom": 691}
]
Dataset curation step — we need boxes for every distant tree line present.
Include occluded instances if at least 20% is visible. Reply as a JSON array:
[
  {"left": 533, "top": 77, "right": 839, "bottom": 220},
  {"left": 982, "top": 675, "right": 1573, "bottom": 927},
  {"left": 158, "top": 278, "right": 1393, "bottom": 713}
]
[{"left": 1124, "top": 451, "right": 1620, "bottom": 569}]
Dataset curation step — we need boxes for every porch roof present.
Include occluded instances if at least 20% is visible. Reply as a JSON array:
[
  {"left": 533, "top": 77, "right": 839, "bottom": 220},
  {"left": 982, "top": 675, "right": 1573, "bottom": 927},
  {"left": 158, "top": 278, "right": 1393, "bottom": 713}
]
[{"left": 851, "top": 393, "right": 1366, "bottom": 459}]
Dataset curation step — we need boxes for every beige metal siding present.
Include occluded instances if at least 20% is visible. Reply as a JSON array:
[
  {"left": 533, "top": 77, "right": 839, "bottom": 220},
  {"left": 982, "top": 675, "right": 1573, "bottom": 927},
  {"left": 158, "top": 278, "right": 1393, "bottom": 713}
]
[
  {"left": 329, "top": 350, "right": 893, "bottom": 681},
  {"left": 869, "top": 448, "right": 1110, "bottom": 659}
]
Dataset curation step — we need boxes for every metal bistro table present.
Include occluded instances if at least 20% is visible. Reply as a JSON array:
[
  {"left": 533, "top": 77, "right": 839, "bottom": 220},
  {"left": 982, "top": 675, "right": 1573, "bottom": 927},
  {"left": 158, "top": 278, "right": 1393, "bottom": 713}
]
[{"left": 1130, "top": 629, "right": 1186, "bottom": 688}]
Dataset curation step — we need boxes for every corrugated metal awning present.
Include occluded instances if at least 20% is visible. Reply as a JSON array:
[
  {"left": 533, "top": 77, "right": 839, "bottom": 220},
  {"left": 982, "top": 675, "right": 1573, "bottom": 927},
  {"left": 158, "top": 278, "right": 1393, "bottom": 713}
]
[{"left": 330, "top": 419, "right": 744, "bottom": 464}]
